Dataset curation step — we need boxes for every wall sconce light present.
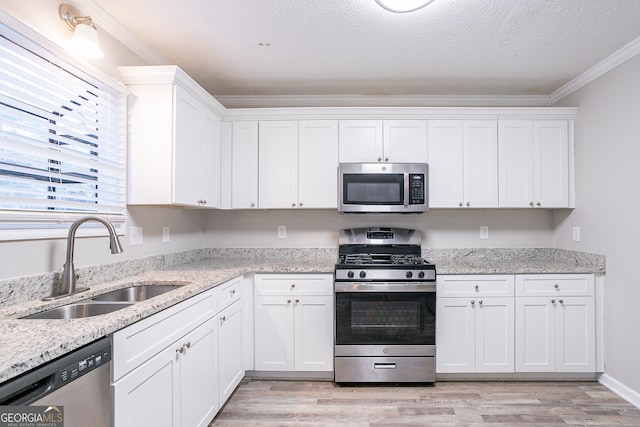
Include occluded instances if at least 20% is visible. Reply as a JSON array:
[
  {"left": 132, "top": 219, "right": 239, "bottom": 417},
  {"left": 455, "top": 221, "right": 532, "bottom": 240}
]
[
  {"left": 375, "top": 0, "right": 436, "bottom": 13},
  {"left": 58, "top": 3, "right": 104, "bottom": 59}
]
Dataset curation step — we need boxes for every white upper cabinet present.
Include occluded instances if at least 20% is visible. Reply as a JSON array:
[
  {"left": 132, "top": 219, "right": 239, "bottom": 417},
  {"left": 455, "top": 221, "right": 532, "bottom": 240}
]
[
  {"left": 339, "top": 120, "right": 427, "bottom": 163},
  {"left": 428, "top": 120, "right": 498, "bottom": 208},
  {"left": 229, "top": 121, "right": 259, "bottom": 209},
  {"left": 258, "top": 121, "right": 299, "bottom": 208},
  {"left": 298, "top": 120, "right": 339, "bottom": 208},
  {"left": 499, "top": 120, "right": 570, "bottom": 208},
  {"left": 121, "top": 66, "right": 224, "bottom": 208}
]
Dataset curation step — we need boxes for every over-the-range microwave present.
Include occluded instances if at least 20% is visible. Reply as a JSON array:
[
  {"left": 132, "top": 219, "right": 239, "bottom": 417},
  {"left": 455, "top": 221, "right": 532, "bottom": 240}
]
[{"left": 338, "top": 162, "right": 429, "bottom": 213}]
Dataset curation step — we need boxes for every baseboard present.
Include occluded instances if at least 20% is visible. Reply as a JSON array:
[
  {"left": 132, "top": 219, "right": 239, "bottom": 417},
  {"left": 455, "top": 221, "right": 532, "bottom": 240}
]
[{"left": 599, "top": 373, "right": 640, "bottom": 409}]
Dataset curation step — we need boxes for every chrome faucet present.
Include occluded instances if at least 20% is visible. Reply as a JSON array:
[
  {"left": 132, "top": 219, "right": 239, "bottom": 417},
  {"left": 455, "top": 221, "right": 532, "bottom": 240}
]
[{"left": 43, "top": 216, "right": 124, "bottom": 300}]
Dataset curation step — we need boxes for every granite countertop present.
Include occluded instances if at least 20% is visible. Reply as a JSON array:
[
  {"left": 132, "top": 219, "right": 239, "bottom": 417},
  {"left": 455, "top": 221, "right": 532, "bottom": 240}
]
[{"left": 0, "top": 252, "right": 604, "bottom": 384}]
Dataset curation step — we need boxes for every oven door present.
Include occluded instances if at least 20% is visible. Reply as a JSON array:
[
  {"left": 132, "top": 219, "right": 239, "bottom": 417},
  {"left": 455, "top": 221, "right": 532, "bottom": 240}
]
[{"left": 335, "top": 286, "right": 435, "bottom": 356}]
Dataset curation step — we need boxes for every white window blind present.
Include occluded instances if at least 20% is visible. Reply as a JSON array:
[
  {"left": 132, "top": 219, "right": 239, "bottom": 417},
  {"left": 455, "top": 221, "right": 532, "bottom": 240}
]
[{"left": 0, "top": 22, "right": 127, "bottom": 239}]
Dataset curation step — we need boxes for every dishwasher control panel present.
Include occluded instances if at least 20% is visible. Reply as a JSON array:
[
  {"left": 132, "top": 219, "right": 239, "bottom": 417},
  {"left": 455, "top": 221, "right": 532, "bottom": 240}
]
[{"left": 60, "top": 346, "right": 111, "bottom": 384}]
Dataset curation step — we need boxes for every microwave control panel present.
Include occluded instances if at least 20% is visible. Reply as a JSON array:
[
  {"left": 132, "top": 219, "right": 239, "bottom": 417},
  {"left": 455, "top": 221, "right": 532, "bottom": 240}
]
[{"left": 409, "top": 174, "right": 425, "bottom": 205}]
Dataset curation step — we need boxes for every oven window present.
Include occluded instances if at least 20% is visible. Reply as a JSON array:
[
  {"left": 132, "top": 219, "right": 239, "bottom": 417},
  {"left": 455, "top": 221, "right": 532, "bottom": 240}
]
[
  {"left": 343, "top": 174, "right": 404, "bottom": 205},
  {"left": 335, "top": 292, "right": 435, "bottom": 345}
]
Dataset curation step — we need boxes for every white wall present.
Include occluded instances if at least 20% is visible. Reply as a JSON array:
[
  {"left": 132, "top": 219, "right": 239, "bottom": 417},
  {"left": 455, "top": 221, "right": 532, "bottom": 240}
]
[
  {"left": 554, "top": 54, "right": 640, "bottom": 398},
  {"left": 204, "top": 208, "right": 554, "bottom": 249},
  {"left": 0, "top": 2, "right": 207, "bottom": 281}
]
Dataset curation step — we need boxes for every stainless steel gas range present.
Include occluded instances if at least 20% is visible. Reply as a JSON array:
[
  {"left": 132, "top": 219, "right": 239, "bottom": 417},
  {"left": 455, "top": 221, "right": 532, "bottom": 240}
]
[{"left": 334, "top": 227, "right": 437, "bottom": 384}]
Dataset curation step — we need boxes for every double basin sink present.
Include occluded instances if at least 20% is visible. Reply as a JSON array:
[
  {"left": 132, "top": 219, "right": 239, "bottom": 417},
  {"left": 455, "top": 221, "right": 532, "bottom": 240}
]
[{"left": 22, "top": 284, "right": 184, "bottom": 320}]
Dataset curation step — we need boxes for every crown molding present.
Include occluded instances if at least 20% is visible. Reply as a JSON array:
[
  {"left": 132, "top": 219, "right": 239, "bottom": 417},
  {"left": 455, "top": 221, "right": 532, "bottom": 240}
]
[
  {"left": 551, "top": 36, "right": 640, "bottom": 103},
  {"left": 72, "top": 0, "right": 168, "bottom": 65},
  {"left": 215, "top": 94, "right": 553, "bottom": 109}
]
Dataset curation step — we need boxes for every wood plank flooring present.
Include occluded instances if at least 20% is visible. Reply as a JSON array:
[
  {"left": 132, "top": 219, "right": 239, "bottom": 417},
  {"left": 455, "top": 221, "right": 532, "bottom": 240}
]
[{"left": 210, "top": 379, "right": 640, "bottom": 426}]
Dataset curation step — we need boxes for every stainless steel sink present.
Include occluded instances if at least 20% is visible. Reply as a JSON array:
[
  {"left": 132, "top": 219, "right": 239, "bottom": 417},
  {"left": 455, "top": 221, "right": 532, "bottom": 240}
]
[
  {"left": 90, "top": 284, "right": 183, "bottom": 302},
  {"left": 22, "top": 302, "right": 134, "bottom": 320}
]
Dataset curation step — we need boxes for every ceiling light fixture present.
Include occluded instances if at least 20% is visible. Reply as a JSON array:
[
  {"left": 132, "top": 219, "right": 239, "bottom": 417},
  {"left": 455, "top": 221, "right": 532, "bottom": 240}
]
[
  {"left": 58, "top": 3, "right": 104, "bottom": 59},
  {"left": 375, "top": 0, "right": 436, "bottom": 13}
]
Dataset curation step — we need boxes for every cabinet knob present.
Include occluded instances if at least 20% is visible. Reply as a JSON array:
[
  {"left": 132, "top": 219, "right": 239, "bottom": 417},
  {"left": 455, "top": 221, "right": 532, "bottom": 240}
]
[
  {"left": 551, "top": 299, "right": 556, "bottom": 304},
  {"left": 529, "top": 202, "right": 534, "bottom": 207},
  {"left": 475, "top": 285, "right": 479, "bottom": 291},
  {"left": 466, "top": 202, "right": 470, "bottom": 207},
  {"left": 291, "top": 202, "right": 296, "bottom": 207},
  {"left": 559, "top": 299, "right": 564, "bottom": 304},
  {"left": 479, "top": 300, "right": 483, "bottom": 305},
  {"left": 377, "top": 157, "right": 382, "bottom": 162},
  {"left": 184, "top": 342, "right": 191, "bottom": 349},
  {"left": 554, "top": 284, "right": 559, "bottom": 289},
  {"left": 295, "top": 299, "right": 300, "bottom": 303},
  {"left": 291, "top": 284, "right": 296, "bottom": 289},
  {"left": 384, "top": 157, "right": 389, "bottom": 162},
  {"left": 250, "top": 202, "right": 255, "bottom": 208},
  {"left": 176, "top": 346, "right": 184, "bottom": 354},
  {"left": 203, "top": 200, "right": 206, "bottom": 205},
  {"left": 230, "top": 289, "right": 236, "bottom": 296},
  {"left": 459, "top": 202, "right": 463, "bottom": 207},
  {"left": 299, "top": 202, "right": 303, "bottom": 207},
  {"left": 471, "top": 300, "right": 475, "bottom": 305},
  {"left": 536, "top": 202, "right": 542, "bottom": 207},
  {"left": 287, "top": 299, "right": 292, "bottom": 304},
  {"left": 220, "top": 315, "right": 226, "bottom": 323}
]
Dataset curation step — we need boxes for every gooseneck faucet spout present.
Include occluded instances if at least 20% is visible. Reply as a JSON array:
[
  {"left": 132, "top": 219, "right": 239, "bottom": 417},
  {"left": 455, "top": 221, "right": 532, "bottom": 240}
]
[{"left": 43, "top": 216, "right": 124, "bottom": 301}]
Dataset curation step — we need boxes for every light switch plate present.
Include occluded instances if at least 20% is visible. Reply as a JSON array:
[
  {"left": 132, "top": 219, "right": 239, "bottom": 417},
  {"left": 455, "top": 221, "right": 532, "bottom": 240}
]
[
  {"left": 162, "top": 226, "right": 170, "bottom": 243},
  {"left": 573, "top": 226, "right": 581, "bottom": 242},
  {"left": 480, "top": 226, "right": 489, "bottom": 240},
  {"left": 129, "top": 226, "right": 143, "bottom": 246},
  {"left": 277, "top": 225, "right": 287, "bottom": 239}
]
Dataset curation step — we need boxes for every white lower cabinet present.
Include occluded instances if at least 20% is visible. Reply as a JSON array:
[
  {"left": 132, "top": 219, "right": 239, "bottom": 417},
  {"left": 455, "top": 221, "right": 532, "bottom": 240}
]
[
  {"left": 515, "top": 274, "right": 595, "bottom": 372},
  {"left": 112, "top": 278, "right": 245, "bottom": 427},
  {"left": 436, "top": 275, "right": 515, "bottom": 373},
  {"left": 113, "top": 317, "right": 218, "bottom": 427},
  {"left": 254, "top": 274, "right": 334, "bottom": 372}
]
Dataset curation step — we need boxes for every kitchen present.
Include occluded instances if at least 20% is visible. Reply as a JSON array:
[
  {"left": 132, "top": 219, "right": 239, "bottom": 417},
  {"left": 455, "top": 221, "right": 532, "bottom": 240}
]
[{"left": 1, "top": 0, "right": 640, "bottom": 426}]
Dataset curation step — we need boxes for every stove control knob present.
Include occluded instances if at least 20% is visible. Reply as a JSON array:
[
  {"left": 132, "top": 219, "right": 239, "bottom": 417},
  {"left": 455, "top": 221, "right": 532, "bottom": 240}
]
[
  {"left": 359, "top": 271, "right": 366, "bottom": 279},
  {"left": 406, "top": 271, "right": 413, "bottom": 279},
  {"left": 418, "top": 271, "right": 425, "bottom": 278},
  {"left": 347, "top": 271, "right": 355, "bottom": 278}
]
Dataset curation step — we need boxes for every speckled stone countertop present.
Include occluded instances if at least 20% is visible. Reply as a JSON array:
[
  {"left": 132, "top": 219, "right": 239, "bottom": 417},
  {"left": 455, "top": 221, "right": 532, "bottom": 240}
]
[{"left": 0, "top": 247, "right": 605, "bottom": 384}]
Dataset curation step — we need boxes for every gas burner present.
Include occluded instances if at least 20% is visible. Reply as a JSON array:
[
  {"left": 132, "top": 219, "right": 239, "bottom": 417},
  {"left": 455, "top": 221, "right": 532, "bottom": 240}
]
[{"left": 390, "top": 254, "right": 426, "bottom": 265}]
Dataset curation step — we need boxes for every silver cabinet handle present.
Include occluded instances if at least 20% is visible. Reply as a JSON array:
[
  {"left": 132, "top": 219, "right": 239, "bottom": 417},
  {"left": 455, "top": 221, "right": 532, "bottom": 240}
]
[
  {"left": 554, "top": 284, "right": 559, "bottom": 289},
  {"left": 184, "top": 342, "right": 191, "bottom": 349},
  {"left": 536, "top": 202, "right": 542, "bottom": 207},
  {"left": 230, "top": 289, "right": 236, "bottom": 296},
  {"left": 295, "top": 299, "right": 300, "bottom": 303},
  {"left": 459, "top": 202, "right": 463, "bottom": 207},
  {"left": 466, "top": 202, "right": 470, "bottom": 207},
  {"left": 299, "top": 202, "right": 303, "bottom": 207},
  {"left": 220, "top": 315, "right": 226, "bottom": 323},
  {"left": 287, "top": 299, "right": 292, "bottom": 304},
  {"left": 559, "top": 299, "right": 564, "bottom": 304},
  {"left": 475, "top": 285, "right": 479, "bottom": 291},
  {"left": 377, "top": 157, "right": 382, "bottom": 162},
  {"left": 478, "top": 300, "right": 483, "bottom": 305},
  {"left": 551, "top": 299, "right": 556, "bottom": 304},
  {"left": 291, "top": 202, "right": 296, "bottom": 207},
  {"left": 291, "top": 284, "right": 296, "bottom": 289},
  {"left": 176, "top": 346, "right": 184, "bottom": 354},
  {"left": 471, "top": 300, "right": 475, "bottom": 305},
  {"left": 384, "top": 157, "right": 389, "bottom": 162},
  {"left": 529, "top": 202, "right": 534, "bottom": 207}
]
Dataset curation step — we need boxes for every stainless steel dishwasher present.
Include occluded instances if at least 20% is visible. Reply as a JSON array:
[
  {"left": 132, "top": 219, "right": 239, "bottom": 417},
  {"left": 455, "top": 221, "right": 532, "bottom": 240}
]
[{"left": 0, "top": 336, "right": 111, "bottom": 427}]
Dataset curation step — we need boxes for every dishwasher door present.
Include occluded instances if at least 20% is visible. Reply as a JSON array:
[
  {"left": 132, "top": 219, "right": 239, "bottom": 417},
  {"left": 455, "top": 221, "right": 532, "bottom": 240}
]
[{"left": 0, "top": 336, "right": 111, "bottom": 427}]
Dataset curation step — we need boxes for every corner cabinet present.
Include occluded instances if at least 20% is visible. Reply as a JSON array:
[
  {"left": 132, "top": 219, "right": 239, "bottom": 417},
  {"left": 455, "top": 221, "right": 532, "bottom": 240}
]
[
  {"left": 253, "top": 274, "right": 334, "bottom": 372},
  {"left": 515, "top": 274, "right": 595, "bottom": 373},
  {"left": 498, "top": 120, "right": 571, "bottom": 208},
  {"left": 120, "top": 65, "right": 225, "bottom": 208}
]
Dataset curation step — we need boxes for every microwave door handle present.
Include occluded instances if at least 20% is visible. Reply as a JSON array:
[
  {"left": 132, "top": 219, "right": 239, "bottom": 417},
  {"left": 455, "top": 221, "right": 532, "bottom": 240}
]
[{"left": 404, "top": 173, "right": 409, "bottom": 207}]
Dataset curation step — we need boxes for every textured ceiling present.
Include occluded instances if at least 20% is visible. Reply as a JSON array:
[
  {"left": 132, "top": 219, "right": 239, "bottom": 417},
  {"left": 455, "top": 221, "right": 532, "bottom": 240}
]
[{"left": 89, "top": 0, "right": 640, "bottom": 101}]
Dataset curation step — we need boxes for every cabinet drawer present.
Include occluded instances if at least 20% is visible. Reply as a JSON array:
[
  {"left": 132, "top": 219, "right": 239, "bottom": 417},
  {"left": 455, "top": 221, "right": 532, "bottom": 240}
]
[
  {"left": 217, "top": 276, "right": 242, "bottom": 312},
  {"left": 112, "top": 288, "right": 217, "bottom": 381},
  {"left": 437, "top": 275, "right": 514, "bottom": 297},
  {"left": 254, "top": 274, "right": 333, "bottom": 296},
  {"left": 516, "top": 274, "right": 594, "bottom": 296}
]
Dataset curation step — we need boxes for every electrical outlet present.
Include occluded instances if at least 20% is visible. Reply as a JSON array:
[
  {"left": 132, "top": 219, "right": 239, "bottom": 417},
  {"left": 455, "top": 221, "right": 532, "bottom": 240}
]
[
  {"left": 480, "top": 226, "right": 489, "bottom": 240},
  {"left": 129, "top": 226, "right": 143, "bottom": 246},
  {"left": 573, "top": 226, "right": 581, "bottom": 242},
  {"left": 277, "top": 225, "right": 287, "bottom": 239},
  {"left": 162, "top": 226, "right": 170, "bottom": 243}
]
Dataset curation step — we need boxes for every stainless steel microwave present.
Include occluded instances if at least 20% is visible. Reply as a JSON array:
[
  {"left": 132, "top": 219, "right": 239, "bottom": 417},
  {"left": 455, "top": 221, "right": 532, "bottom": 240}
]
[{"left": 338, "top": 162, "right": 429, "bottom": 213}]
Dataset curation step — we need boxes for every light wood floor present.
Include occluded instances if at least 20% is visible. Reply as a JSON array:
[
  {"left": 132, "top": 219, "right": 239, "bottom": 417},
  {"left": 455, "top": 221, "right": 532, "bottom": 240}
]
[{"left": 210, "top": 379, "right": 640, "bottom": 426}]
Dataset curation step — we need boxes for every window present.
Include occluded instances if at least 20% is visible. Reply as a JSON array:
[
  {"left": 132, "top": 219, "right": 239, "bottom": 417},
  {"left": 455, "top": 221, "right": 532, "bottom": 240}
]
[{"left": 0, "top": 20, "right": 127, "bottom": 240}]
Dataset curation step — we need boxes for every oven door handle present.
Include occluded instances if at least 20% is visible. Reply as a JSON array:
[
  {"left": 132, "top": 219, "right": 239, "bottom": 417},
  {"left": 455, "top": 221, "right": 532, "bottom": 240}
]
[
  {"left": 374, "top": 363, "right": 396, "bottom": 370},
  {"left": 403, "top": 173, "right": 410, "bottom": 207},
  {"left": 334, "top": 282, "right": 436, "bottom": 292}
]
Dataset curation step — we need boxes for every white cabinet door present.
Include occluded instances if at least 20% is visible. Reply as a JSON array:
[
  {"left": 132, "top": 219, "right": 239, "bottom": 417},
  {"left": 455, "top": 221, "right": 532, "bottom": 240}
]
[
  {"left": 173, "top": 86, "right": 200, "bottom": 206},
  {"left": 254, "top": 295, "right": 295, "bottom": 371},
  {"left": 498, "top": 120, "right": 534, "bottom": 207},
  {"left": 555, "top": 297, "right": 595, "bottom": 372},
  {"left": 338, "top": 120, "right": 383, "bottom": 162},
  {"left": 515, "top": 297, "right": 556, "bottom": 372},
  {"left": 198, "top": 108, "right": 222, "bottom": 208},
  {"left": 298, "top": 120, "right": 339, "bottom": 208},
  {"left": 436, "top": 297, "right": 475, "bottom": 373},
  {"left": 463, "top": 120, "right": 498, "bottom": 207},
  {"left": 294, "top": 295, "right": 334, "bottom": 371},
  {"left": 178, "top": 317, "right": 219, "bottom": 427},
  {"left": 218, "top": 300, "right": 244, "bottom": 405},
  {"left": 428, "top": 120, "right": 464, "bottom": 208},
  {"left": 258, "top": 121, "right": 299, "bottom": 208},
  {"left": 231, "top": 121, "right": 259, "bottom": 209},
  {"left": 499, "top": 120, "right": 570, "bottom": 208},
  {"left": 534, "top": 120, "right": 569, "bottom": 208},
  {"left": 113, "top": 344, "right": 176, "bottom": 427},
  {"left": 475, "top": 297, "right": 514, "bottom": 373},
  {"left": 383, "top": 120, "right": 428, "bottom": 163}
]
